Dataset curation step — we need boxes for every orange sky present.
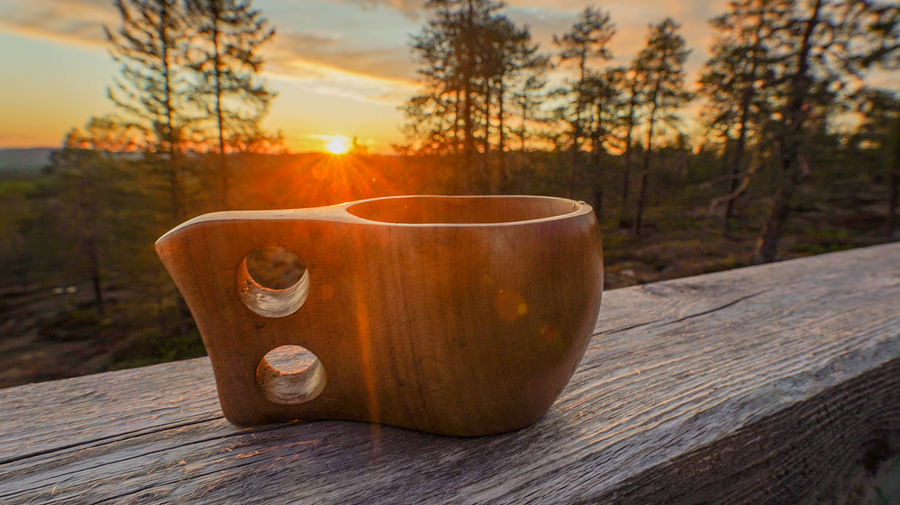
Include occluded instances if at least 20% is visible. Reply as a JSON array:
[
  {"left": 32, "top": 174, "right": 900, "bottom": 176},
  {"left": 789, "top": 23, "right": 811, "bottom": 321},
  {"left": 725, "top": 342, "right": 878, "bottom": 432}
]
[{"left": 3, "top": 0, "right": 893, "bottom": 154}]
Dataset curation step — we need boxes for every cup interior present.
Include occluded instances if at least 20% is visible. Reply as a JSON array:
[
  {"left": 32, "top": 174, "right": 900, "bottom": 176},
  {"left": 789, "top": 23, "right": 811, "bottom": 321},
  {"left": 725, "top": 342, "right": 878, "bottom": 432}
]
[{"left": 345, "top": 196, "right": 580, "bottom": 225}]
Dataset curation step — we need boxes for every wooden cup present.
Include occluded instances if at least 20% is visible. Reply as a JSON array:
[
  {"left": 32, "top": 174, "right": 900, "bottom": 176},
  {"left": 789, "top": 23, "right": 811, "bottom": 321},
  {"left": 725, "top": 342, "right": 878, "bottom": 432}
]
[{"left": 156, "top": 195, "right": 603, "bottom": 436}]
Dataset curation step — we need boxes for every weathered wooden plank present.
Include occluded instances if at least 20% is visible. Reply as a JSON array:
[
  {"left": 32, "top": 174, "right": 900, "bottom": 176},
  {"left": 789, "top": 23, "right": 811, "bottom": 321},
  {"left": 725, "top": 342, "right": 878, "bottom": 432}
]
[
  {"left": 0, "top": 243, "right": 898, "bottom": 504},
  {"left": 598, "top": 358, "right": 900, "bottom": 504}
]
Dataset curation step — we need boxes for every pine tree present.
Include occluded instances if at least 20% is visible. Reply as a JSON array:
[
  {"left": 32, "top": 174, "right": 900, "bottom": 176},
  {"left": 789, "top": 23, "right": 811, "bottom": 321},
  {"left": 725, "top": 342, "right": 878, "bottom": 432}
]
[
  {"left": 403, "top": 0, "right": 544, "bottom": 191},
  {"left": 406, "top": 0, "right": 505, "bottom": 180},
  {"left": 857, "top": 3, "right": 899, "bottom": 238},
  {"left": 699, "top": 0, "right": 787, "bottom": 235},
  {"left": 481, "top": 14, "right": 546, "bottom": 190},
  {"left": 751, "top": 0, "right": 895, "bottom": 262},
  {"left": 105, "top": 0, "right": 193, "bottom": 220},
  {"left": 49, "top": 117, "right": 149, "bottom": 315},
  {"left": 852, "top": 89, "right": 900, "bottom": 238},
  {"left": 553, "top": 6, "right": 616, "bottom": 198},
  {"left": 511, "top": 75, "right": 547, "bottom": 153},
  {"left": 580, "top": 67, "right": 625, "bottom": 216},
  {"left": 618, "top": 65, "right": 642, "bottom": 228},
  {"left": 186, "top": 0, "right": 277, "bottom": 208},
  {"left": 631, "top": 18, "right": 692, "bottom": 235}
]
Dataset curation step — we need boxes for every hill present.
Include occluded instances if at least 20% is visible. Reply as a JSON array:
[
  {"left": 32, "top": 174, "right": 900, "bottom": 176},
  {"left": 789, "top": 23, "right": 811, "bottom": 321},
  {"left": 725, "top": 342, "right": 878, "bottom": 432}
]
[{"left": 0, "top": 147, "right": 55, "bottom": 172}]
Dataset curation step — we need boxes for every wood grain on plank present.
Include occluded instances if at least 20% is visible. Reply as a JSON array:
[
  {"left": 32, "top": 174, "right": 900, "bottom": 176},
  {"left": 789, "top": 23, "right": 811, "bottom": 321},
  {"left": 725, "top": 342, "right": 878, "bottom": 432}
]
[{"left": 1, "top": 243, "right": 898, "bottom": 504}]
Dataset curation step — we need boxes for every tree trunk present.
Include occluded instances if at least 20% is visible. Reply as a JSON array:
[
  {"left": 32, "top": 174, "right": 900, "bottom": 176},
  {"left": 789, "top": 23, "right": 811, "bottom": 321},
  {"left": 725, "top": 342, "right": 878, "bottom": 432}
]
[
  {"left": 568, "top": 132, "right": 579, "bottom": 198},
  {"left": 498, "top": 79, "right": 506, "bottom": 191},
  {"left": 595, "top": 100, "right": 607, "bottom": 218},
  {"left": 888, "top": 110, "right": 900, "bottom": 239},
  {"left": 212, "top": 14, "right": 229, "bottom": 209},
  {"left": 722, "top": 160, "right": 740, "bottom": 236},
  {"left": 159, "top": 1, "right": 180, "bottom": 221},
  {"left": 568, "top": 54, "right": 587, "bottom": 199},
  {"left": 753, "top": 183, "right": 794, "bottom": 263},
  {"left": 483, "top": 81, "right": 491, "bottom": 156},
  {"left": 753, "top": 0, "right": 821, "bottom": 261},
  {"left": 722, "top": 24, "right": 762, "bottom": 236},
  {"left": 567, "top": 98, "right": 581, "bottom": 198},
  {"left": 619, "top": 94, "right": 636, "bottom": 228},
  {"left": 719, "top": 140, "right": 735, "bottom": 235},
  {"left": 519, "top": 99, "right": 528, "bottom": 152},
  {"left": 462, "top": 2, "right": 474, "bottom": 189},
  {"left": 633, "top": 86, "right": 659, "bottom": 236},
  {"left": 453, "top": 87, "right": 460, "bottom": 152},
  {"left": 87, "top": 235, "right": 104, "bottom": 316},
  {"left": 889, "top": 164, "right": 898, "bottom": 240}
]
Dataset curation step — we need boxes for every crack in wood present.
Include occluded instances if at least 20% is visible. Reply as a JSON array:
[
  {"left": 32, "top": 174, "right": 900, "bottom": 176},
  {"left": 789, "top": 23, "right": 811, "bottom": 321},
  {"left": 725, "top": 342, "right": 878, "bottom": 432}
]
[
  {"left": 0, "top": 422, "right": 301, "bottom": 501},
  {"left": 598, "top": 288, "right": 770, "bottom": 337},
  {"left": 653, "top": 288, "right": 771, "bottom": 328},
  {"left": 0, "top": 416, "right": 222, "bottom": 466},
  {"left": 86, "top": 458, "right": 267, "bottom": 505},
  {"left": 597, "top": 318, "right": 664, "bottom": 336}
]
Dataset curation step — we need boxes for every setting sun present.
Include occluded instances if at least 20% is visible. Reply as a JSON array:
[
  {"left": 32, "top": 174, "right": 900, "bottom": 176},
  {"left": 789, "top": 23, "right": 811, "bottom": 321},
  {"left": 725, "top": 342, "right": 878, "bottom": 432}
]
[{"left": 325, "top": 136, "right": 351, "bottom": 155}]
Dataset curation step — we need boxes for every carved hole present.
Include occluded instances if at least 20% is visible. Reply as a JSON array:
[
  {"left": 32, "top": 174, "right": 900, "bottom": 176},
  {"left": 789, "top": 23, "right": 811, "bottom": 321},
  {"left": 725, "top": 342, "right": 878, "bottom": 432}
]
[
  {"left": 256, "top": 345, "right": 326, "bottom": 405},
  {"left": 238, "top": 246, "right": 308, "bottom": 318}
]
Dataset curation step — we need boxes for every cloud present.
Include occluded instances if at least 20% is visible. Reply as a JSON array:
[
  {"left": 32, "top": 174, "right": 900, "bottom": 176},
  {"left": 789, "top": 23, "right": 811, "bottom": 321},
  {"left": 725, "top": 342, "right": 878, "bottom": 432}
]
[
  {"left": 261, "top": 30, "right": 418, "bottom": 104},
  {"left": 0, "top": 0, "right": 113, "bottom": 48},
  {"left": 0, "top": 0, "right": 419, "bottom": 106},
  {"left": 267, "top": 57, "right": 417, "bottom": 106},
  {"left": 0, "top": 0, "right": 734, "bottom": 106},
  {"left": 330, "top": 0, "right": 425, "bottom": 20},
  {"left": 504, "top": 1, "right": 729, "bottom": 88},
  {"left": 268, "top": 31, "right": 416, "bottom": 82}
]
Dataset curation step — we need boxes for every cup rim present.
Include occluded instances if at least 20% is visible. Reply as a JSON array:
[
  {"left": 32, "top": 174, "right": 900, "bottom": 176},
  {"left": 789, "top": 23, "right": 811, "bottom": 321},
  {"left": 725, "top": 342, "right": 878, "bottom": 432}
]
[
  {"left": 157, "top": 195, "right": 592, "bottom": 244},
  {"left": 342, "top": 194, "right": 591, "bottom": 227}
]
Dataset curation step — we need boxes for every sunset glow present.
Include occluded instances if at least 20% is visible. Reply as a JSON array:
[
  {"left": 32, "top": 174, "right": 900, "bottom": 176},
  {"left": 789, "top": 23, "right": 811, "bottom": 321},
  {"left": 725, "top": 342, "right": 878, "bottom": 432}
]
[
  {"left": 2, "top": 0, "right": 896, "bottom": 155},
  {"left": 0, "top": 0, "right": 730, "bottom": 154},
  {"left": 325, "top": 136, "right": 350, "bottom": 155}
]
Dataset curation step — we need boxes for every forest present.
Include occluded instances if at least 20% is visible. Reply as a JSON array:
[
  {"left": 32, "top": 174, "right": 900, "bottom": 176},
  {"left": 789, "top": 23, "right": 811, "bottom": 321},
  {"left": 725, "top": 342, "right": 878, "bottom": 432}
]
[{"left": 0, "top": 0, "right": 898, "bottom": 388}]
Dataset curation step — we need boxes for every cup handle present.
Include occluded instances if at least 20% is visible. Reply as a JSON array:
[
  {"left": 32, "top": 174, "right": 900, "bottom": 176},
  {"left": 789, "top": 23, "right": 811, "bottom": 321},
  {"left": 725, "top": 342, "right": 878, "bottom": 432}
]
[{"left": 155, "top": 208, "right": 351, "bottom": 425}]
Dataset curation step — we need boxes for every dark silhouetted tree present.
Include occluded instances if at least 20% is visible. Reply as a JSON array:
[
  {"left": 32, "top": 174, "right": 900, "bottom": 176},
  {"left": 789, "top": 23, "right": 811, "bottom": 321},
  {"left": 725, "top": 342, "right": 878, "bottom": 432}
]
[
  {"left": 631, "top": 17, "right": 692, "bottom": 235},
  {"left": 751, "top": 0, "right": 897, "bottom": 262},
  {"left": 106, "top": 0, "right": 193, "bottom": 220},
  {"left": 403, "top": 0, "right": 545, "bottom": 191},
  {"left": 483, "top": 15, "right": 546, "bottom": 189},
  {"left": 617, "top": 65, "right": 642, "bottom": 227},
  {"left": 858, "top": 3, "right": 899, "bottom": 238},
  {"left": 511, "top": 74, "right": 547, "bottom": 153},
  {"left": 700, "top": 0, "right": 786, "bottom": 235},
  {"left": 187, "top": 0, "right": 277, "bottom": 208},
  {"left": 580, "top": 67, "right": 627, "bottom": 216},
  {"left": 48, "top": 117, "right": 148, "bottom": 315},
  {"left": 554, "top": 6, "right": 616, "bottom": 198}
]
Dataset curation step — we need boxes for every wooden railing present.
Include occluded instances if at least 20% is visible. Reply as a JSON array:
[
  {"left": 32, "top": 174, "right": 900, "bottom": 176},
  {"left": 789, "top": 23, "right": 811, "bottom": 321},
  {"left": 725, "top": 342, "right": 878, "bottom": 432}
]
[{"left": 1, "top": 243, "right": 898, "bottom": 504}]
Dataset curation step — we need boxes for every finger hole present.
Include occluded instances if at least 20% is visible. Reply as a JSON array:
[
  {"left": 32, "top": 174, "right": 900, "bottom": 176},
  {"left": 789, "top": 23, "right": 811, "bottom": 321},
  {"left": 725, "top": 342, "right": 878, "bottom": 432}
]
[
  {"left": 238, "top": 246, "right": 308, "bottom": 318},
  {"left": 256, "top": 345, "right": 326, "bottom": 405}
]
